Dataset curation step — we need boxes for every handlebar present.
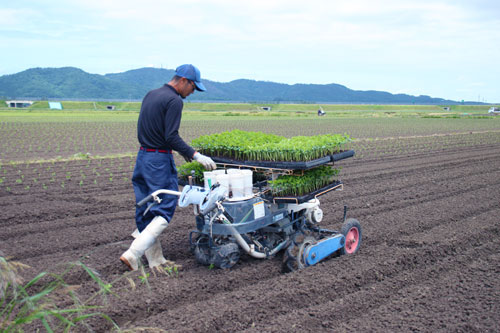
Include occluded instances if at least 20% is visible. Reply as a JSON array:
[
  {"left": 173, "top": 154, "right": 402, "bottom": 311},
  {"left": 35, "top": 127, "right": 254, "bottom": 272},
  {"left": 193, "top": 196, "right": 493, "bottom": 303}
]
[
  {"left": 137, "top": 194, "right": 153, "bottom": 207},
  {"left": 136, "top": 189, "right": 182, "bottom": 208}
]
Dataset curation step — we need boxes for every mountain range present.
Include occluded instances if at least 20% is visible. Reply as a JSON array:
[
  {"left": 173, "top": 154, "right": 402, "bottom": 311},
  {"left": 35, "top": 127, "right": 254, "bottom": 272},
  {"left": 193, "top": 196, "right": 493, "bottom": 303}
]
[{"left": 0, "top": 67, "right": 458, "bottom": 104}]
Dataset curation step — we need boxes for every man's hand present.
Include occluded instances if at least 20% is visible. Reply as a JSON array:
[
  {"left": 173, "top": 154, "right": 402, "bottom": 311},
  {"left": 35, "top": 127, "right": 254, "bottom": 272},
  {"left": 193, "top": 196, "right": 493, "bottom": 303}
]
[{"left": 193, "top": 152, "right": 216, "bottom": 170}]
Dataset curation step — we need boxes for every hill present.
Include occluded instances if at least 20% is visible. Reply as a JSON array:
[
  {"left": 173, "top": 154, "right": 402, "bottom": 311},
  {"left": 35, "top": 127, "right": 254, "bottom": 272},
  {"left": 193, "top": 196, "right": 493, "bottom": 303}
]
[{"left": 0, "top": 67, "right": 457, "bottom": 104}]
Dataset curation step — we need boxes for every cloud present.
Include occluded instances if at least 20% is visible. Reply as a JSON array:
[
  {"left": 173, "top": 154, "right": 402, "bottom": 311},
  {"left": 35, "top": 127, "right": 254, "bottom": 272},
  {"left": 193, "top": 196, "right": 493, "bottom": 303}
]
[
  {"left": 1, "top": 0, "right": 499, "bottom": 101},
  {"left": 0, "top": 8, "right": 41, "bottom": 29}
]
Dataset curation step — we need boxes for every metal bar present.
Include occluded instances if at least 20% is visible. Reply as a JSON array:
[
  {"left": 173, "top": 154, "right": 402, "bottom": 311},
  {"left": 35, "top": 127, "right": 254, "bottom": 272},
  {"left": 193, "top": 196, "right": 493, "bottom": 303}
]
[
  {"left": 314, "top": 183, "right": 343, "bottom": 199},
  {"left": 273, "top": 197, "right": 298, "bottom": 204},
  {"left": 215, "top": 162, "right": 294, "bottom": 175}
]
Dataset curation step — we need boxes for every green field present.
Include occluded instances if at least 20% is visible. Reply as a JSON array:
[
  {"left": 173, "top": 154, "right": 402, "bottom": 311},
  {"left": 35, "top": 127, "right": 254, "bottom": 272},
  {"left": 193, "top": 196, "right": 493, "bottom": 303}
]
[
  {"left": 1, "top": 100, "right": 497, "bottom": 118},
  {"left": 1, "top": 102, "right": 499, "bottom": 164}
]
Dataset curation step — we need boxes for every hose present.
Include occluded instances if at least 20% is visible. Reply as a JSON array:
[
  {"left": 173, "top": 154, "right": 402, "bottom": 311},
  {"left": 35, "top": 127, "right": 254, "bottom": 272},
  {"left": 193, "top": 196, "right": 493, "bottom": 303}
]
[{"left": 226, "top": 224, "right": 288, "bottom": 259}]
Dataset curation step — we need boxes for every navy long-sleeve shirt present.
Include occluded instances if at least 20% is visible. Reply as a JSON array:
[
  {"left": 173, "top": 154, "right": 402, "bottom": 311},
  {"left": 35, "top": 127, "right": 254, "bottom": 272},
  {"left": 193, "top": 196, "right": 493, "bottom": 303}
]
[{"left": 137, "top": 84, "right": 195, "bottom": 159}]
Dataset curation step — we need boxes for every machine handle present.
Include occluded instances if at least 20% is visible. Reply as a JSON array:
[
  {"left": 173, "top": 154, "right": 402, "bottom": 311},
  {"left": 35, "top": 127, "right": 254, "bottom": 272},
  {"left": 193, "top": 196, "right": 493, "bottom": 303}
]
[
  {"left": 143, "top": 202, "right": 155, "bottom": 216},
  {"left": 137, "top": 189, "right": 183, "bottom": 208},
  {"left": 137, "top": 194, "right": 153, "bottom": 207}
]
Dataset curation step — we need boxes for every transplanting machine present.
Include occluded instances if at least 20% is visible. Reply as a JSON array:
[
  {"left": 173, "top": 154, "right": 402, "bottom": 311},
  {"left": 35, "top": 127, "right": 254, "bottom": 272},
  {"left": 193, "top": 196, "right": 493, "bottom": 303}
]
[{"left": 137, "top": 150, "right": 361, "bottom": 271}]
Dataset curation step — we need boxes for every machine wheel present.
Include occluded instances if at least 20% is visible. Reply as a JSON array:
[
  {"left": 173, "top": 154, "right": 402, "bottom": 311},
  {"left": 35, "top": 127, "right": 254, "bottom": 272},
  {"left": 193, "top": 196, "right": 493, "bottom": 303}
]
[
  {"left": 282, "top": 234, "right": 316, "bottom": 272},
  {"left": 283, "top": 246, "right": 298, "bottom": 272},
  {"left": 340, "top": 218, "right": 362, "bottom": 255},
  {"left": 282, "top": 231, "right": 305, "bottom": 272},
  {"left": 194, "top": 244, "right": 211, "bottom": 266},
  {"left": 213, "top": 243, "right": 240, "bottom": 269},
  {"left": 193, "top": 234, "right": 211, "bottom": 265}
]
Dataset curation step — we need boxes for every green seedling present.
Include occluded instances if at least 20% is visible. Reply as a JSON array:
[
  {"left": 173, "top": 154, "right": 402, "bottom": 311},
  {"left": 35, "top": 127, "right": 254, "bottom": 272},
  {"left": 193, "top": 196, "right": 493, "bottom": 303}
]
[
  {"left": 192, "top": 129, "right": 350, "bottom": 162},
  {"left": 269, "top": 166, "right": 341, "bottom": 196},
  {"left": 177, "top": 161, "right": 207, "bottom": 183},
  {"left": 0, "top": 258, "right": 120, "bottom": 332},
  {"left": 138, "top": 273, "right": 150, "bottom": 283}
]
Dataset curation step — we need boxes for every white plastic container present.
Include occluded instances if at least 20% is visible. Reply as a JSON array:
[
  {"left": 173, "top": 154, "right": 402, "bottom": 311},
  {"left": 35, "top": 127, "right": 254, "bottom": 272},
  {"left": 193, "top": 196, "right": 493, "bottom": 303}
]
[
  {"left": 204, "top": 169, "right": 253, "bottom": 200},
  {"left": 203, "top": 171, "right": 213, "bottom": 189},
  {"left": 227, "top": 169, "right": 253, "bottom": 200},
  {"left": 203, "top": 169, "right": 226, "bottom": 189},
  {"left": 230, "top": 172, "right": 245, "bottom": 199},
  {"left": 216, "top": 173, "right": 231, "bottom": 196},
  {"left": 241, "top": 169, "right": 253, "bottom": 197}
]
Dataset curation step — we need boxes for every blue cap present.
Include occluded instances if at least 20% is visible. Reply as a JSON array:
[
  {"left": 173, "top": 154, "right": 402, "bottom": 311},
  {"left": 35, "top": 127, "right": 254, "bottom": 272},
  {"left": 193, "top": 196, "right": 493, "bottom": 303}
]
[{"left": 175, "top": 64, "right": 206, "bottom": 92}]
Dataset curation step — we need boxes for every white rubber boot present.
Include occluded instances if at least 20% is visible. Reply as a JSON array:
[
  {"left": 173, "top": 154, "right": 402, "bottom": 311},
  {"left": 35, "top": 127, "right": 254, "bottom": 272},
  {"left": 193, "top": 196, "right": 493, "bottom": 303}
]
[
  {"left": 130, "top": 228, "right": 167, "bottom": 268},
  {"left": 120, "top": 216, "right": 169, "bottom": 271},
  {"left": 145, "top": 239, "right": 168, "bottom": 268},
  {"left": 131, "top": 228, "right": 140, "bottom": 239}
]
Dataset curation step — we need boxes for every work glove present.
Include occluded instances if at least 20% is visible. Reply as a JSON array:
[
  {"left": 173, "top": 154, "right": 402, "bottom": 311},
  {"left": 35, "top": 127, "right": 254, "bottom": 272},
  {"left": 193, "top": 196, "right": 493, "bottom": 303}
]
[{"left": 193, "top": 152, "right": 216, "bottom": 170}]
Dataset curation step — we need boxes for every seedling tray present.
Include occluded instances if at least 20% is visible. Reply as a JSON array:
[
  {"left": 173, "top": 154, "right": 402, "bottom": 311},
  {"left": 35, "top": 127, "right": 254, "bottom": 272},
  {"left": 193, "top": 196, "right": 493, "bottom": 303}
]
[
  {"left": 211, "top": 150, "right": 355, "bottom": 170},
  {"left": 331, "top": 149, "right": 355, "bottom": 161},
  {"left": 270, "top": 180, "right": 344, "bottom": 204}
]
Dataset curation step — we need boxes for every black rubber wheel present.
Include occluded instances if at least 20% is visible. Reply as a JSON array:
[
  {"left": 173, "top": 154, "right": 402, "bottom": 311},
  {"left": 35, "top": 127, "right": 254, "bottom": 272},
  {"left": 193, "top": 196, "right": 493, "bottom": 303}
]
[
  {"left": 194, "top": 243, "right": 212, "bottom": 266},
  {"left": 190, "top": 233, "right": 206, "bottom": 254},
  {"left": 193, "top": 234, "right": 212, "bottom": 265},
  {"left": 282, "top": 231, "right": 305, "bottom": 272},
  {"left": 340, "top": 218, "right": 362, "bottom": 255},
  {"left": 283, "top": 244, "right": 300, "bottom": 272},
  {"left": 213, "top": 243, "right": 240, "bottom": 269}
]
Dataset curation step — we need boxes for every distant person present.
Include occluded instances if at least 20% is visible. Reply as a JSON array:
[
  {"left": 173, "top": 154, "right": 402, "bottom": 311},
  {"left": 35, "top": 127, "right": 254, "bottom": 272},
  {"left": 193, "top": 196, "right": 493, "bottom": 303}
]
[{"left": 120, "top": 64, "right": 216, "bottom": 271}]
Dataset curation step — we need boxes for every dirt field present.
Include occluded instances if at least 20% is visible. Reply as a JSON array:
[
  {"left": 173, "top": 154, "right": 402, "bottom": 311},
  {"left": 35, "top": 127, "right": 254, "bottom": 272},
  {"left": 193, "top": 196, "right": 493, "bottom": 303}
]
[{"left": 1, "top": 132, "right": 499, "bottom": 331}]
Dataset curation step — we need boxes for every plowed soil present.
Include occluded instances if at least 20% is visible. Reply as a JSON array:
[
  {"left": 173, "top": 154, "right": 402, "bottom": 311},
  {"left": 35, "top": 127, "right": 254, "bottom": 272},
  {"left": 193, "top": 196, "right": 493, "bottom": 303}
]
[{"left": 1, "top": 141, "right": 499, "bottom": 332}]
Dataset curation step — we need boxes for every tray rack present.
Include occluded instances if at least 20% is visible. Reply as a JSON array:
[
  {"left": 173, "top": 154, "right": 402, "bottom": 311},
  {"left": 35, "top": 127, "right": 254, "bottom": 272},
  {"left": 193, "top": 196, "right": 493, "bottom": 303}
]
[
  {"left": 211, "top": 150, "right": 355, "bottom": 171},
  {"left": 270, "top": 180, "right": 343, "bottom": 204},
  {"left": 178, "top": 150, "right": 354, "bottom": 204}
]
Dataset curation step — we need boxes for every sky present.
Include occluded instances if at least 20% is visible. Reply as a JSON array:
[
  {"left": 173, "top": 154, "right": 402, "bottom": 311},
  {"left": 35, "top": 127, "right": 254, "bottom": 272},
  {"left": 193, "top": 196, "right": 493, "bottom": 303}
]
[{"left": 1, "top": 0, "right": 499, "bottom": 102}]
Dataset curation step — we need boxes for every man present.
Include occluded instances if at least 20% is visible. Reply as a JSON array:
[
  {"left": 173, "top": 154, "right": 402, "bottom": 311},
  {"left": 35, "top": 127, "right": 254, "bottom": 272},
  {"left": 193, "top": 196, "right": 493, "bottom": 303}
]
[{"left": 120, "top": 64, "right": 216, "bottom": 271}]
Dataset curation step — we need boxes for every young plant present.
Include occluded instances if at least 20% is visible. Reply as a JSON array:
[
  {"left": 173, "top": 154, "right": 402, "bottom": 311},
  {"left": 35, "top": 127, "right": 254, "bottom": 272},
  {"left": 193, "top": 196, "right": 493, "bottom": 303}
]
[
  {"left": 192, "top": 129, "right": 351, "bottom": 162},
  {"left": 177, "top": 161, "right": 207, "bottom": 184},
  {"left": 268, "top": 166, "right": 341, "bottom": 196},
  {"left": 0, "top": 258, "right": 120, "bottom": 332}
]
